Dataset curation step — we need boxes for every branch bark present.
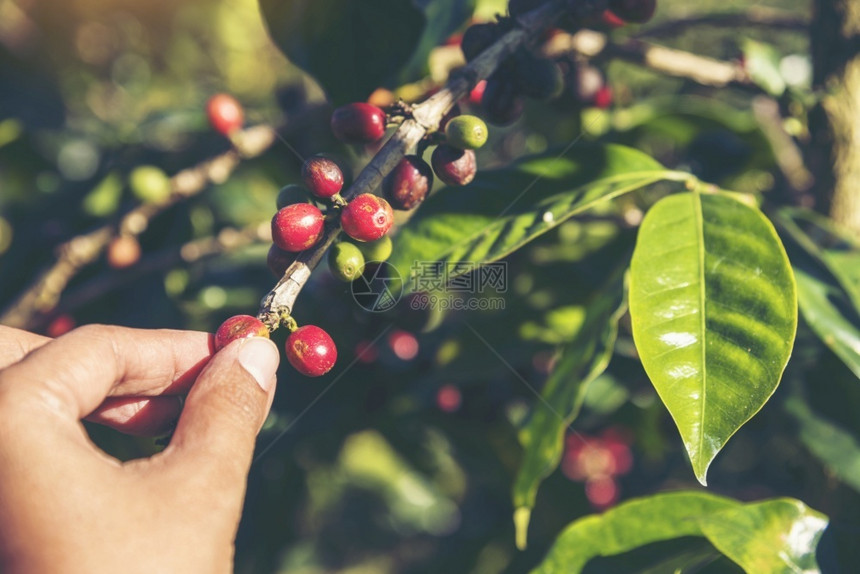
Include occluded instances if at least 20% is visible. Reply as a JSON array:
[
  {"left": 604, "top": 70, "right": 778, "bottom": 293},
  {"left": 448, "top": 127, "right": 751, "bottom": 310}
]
[
  {"left": 256, "top": 0, "right": 568, "bottom": 329},
  {"left": 636, "top": 8, "right": 808, "bottom": 39}
]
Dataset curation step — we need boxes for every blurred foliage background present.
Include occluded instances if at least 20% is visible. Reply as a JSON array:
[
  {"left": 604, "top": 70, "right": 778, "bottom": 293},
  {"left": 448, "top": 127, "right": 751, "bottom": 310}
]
[{"left": 1, "top": 0, "right": 858, "bottom": 572}]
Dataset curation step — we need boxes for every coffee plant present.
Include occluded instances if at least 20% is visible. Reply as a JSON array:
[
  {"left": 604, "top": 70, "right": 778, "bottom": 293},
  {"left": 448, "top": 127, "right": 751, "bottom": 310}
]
[{"left": 1, "top": 0, "right": 858, "bottom": 571}]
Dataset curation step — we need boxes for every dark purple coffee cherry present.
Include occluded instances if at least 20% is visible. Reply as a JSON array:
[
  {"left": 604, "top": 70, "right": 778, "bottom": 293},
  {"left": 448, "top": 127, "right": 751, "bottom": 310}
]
[
  {"left": 431, "top": 144, "right": 477, "bottom": 187},
  {"left": 383, "top": 155, "right": 434, "bottom": 210},
  {"left": 607, "top": 0, "right": 657, "bottom": 24},
  {"left": 302, "top": 156, "right": 344, "bottom": 199},
  {"left": 331, "top": 103, "right": 387, "bottom": 144},
  {"left": 512, "top": 51, "right": 565, "bottom": 100},
  {"left": 461, "top": 23, "right": 505, "bottom": 62},
  {"left": 481, "top": 75, "right": 525, "bottom": 126},
  {"left": 267, "top": 245, "right": 297, "bottom": 277}
]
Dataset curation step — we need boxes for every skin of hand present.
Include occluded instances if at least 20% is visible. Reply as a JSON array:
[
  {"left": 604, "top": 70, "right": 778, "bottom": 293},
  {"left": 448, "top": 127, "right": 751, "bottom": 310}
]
[{"left": 0, "top": 324, "right": 280, "bottom": 573}]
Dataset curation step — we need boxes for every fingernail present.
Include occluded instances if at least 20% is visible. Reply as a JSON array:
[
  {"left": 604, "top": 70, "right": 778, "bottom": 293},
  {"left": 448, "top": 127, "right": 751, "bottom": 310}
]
[{"left": 238, "top": 337, "right": 280, "bottom": 392}]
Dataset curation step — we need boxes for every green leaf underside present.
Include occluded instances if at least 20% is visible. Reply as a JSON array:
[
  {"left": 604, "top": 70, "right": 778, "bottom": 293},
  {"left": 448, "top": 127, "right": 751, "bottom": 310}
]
[
  {"left": 259, "top": 0, "right": 426, "bottom": 104},
  {"left": 389, "top": 144, "right": 682, "bottom": 295},
  {"left": 629, "top": 192, "right": 797, "bottom": 484},
  {"left": 532, "top": 492, "right": 828, "bottom": 574},
  {"left": 512, "top": 272, "right": 627, "bottom": 549},
  {"left": 774, "top": 210, "right": 860, "bottom": 379}
]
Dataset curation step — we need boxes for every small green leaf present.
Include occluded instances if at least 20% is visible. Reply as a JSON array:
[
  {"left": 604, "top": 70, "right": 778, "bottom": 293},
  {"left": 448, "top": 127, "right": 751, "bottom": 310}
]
[
  {"left": 629, "top": 191, "right": 797, "bottom": 484},
  {"left": 773, "top": 210, "right": 860, "bottom": 379},
  {"left": 259, "top": 0, "right": 471, "bottom": 104},
  {"left": 742, "top": 39, "right": 787, "bottom": 96},
  {"left": 532, "top": 492, "right": 828, "bottom": 574},
  {"left": 82, "top": 172, "right": 123, "bottom": 217},
  {"left": 512, "top": 272, "right": 626, "bottom": 549},
  {"left": 389, "top": 144, "right": 683, "bottom": 295}
]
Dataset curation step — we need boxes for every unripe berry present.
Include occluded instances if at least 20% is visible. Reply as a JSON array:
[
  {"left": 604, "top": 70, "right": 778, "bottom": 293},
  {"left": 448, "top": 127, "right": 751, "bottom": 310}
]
[
  {"left": 331, "top": 103, "right": 387, "bottom": 144},
  {"left": 277, "top": 184, "right": 311, "bottom": 209},
  {"left": 608, "top": 0, "right": 657, "bottom": 24},
  {"left": 107, "top": 235, "right": 141, "bottom": 269},
  {"left": 328, "top": 242, "right": 365, "bottom": 282},
  {"left": 431, "top": 144, "right": 477, "bottom": 186},
  {"left": 302, "top": 156, "right": 344, "bottom": 199},
  {"left": 382, "top": 155, "right": 433, "bottom": 210},
  {"left": 129, "top": 166, "right": 171, "bottom": 204},
  {"left": 286, "top": 325, "right": 337, "bottom": 377},
  {"left": 445, "top": 115, "right": 488, "bottom": 150},
  {"left": 214, "top": 315, "right": 269, "bottom": 351},
  {"left": 206, "top": 93, "right": 244, "bottom": 136},
  {"left": 481, "top": 75, "right": 525, "bottom": 126},
  {"left": 341, "top": 194, "right": 394, "bottom": 242},
  {"left": 267, "top": 245, "right": 297, "bottom": 277},
  {"left": 355, "top": 235, "right": 393, "bottom": 262},
  {"left": 271, "top": 203, "right": 325, "bottom": 252}
]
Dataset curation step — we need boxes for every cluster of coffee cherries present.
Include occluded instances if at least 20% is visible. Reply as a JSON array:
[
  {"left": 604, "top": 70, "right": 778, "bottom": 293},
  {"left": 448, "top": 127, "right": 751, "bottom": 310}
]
[{"left": 212, "top": 97, "right": 490, "bottom": 377}]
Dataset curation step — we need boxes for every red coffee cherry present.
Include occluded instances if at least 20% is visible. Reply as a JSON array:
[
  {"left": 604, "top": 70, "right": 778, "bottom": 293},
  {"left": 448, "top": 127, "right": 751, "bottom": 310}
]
[
  {"left": 607, "top": 0, "right": 657, "bottom": 24},
  {"left": 383, "top": 155, "right": 434, "bottom": 210},
  {"left": 594, "top": 86, "right": 614, "bottom": 109},
  {"left": 331, "top": 103, "right": 387, "bottom": 144},
  {"left": 214, "top": 315, "right": 269, "bottom": 351},
  {"left": 267, "top": 244, "right": 297, "bottom": 277},
  {"left": 271, "top": 203, "right": 325, "bottom": 252},
  {"left": 431, "top": 144, "right": 477, "bottom": 186},
  {"left": 481, "top": 75, "right": 525, "bottom": 126},
  {"left": 301, "top": 156, "right": 344, "bottom": 199},
  {"left": 206, "top": 94, "right": 244, "bottom": 136},
  {"left": 341, "top": 194, "right": 394, "bottom": 242},
  {"left": 286, "top": 325, "right": 337, "bottom": 377}
]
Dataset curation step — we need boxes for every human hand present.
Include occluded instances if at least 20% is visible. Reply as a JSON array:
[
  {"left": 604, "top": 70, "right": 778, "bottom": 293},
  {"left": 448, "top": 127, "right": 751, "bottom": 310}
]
[{"left": 0, "top": 324, "right": 279, "bottom": 573}]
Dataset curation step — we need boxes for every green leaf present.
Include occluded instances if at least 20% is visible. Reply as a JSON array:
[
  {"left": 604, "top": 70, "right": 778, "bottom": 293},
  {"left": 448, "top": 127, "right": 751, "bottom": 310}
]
[
  {"left": 512, "top": 271, "right": 627, "bottom": 549},
  {"left": 742, "top": 39, "right": 787, "bottom": 96},
  {"left": 773, "top": 211, "right": 860, "bottom": 379},
  {"left": 532, "top": 492, "right": 828, "bottom": 574},
  {"left": 389, "top": 144, "right": 683, "bottom": 295},
  {"left": 258, "top": 0, "right": 471, "bottom": 104},
  {"left": 785, "top": 393, "right": 860, "bottom": 493},
  {"left": 629, "top": 191, "right": 797, "bottom": 484}
]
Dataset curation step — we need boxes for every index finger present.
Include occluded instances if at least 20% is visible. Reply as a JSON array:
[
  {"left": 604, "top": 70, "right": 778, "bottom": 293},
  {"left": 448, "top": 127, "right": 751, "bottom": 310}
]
[{"left": 0, "top": 324, "right": 213, "bottom": 420}]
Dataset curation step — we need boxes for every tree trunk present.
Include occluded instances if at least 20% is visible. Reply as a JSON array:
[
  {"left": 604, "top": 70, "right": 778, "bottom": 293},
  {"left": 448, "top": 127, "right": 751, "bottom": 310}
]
[{"left": 810, "top": 0, "right": 860, "bottom": 235}]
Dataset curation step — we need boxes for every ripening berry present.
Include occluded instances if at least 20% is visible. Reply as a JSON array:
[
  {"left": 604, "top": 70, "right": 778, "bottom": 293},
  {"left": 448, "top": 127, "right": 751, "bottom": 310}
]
[
  {"left": 206, "top": 93, "right": 244, "bottom": 136},
  {"left": 340, "top": 194, "right": 394, "bottom": 242},
  {"left": 271, "top": 203, "right": 325, "bottom": 252},
  {"left": 468, "top": 80, "right": 487, "bottom": 107},
  {"left": 383, "top": 155, "right": 433, "bottom": 210},
  {"left": 328, "top": 242, "right": 365, "bottom": 282},
  {"left": 267, "top": 244, "right": 297, "bottom": 277},
  {"left": 355, "top": 235, "right": 393, "bottom": 263},
  {"left": 601, "top": 9, "right": 628, "bottom": 27},
  {"left": 46, "top": 314, "right": 76, "bottom": 338},
  {"left": 276, "top": 184, "right": 311, "bottom": 209},
  {"left": 107, "top": 235, "right": 141, "bottom": 269},
  {"left": 214, "top": 315, "right": 269, "bottom": 351},
  {"left": 129, "top": 166, "right": 171, "bottom": 204},
  {"left": 445, "top": 115, "right": 488, "bottom": 150},
  {"left": 436, "top": 384, "right": 462, "bottom": 413},
  {"left": 331, "top": 103, "right": 387, "bottom": 144},
  {"left": 301, "top": 156, "right": 344, "bottom": 199},
  {"left": 607, "top": 0, "right": 657, "bottom": 24},
  {"left": 286, "top": 325, "right": 337, "bottom": 377},
  {"left": 481, "top": 75, "right": 525, "bottom": 126},
  {"left": 431, "top": 144, "right": 477, "bottom": 186},
  {"left": 594, "top": 86, "right": 613, "bottom": 109}
]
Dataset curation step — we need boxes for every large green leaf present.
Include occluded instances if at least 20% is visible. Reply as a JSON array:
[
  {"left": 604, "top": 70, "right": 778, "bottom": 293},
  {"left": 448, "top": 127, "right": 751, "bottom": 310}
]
[
  {"left": 259, "top": 0, "right": 471, "bottom": 104},
  {"left": 389, "top": 144, "right": 684, "bottom": 295},
  {"left": 629, "top": 191, "right": 797, "bottom": 484},
  {"left": 532, "top": 492, "right": 828, "bottom": 574},
  {"left": 512, "top": 271, "right": 627, "bottom": 550},
  {"left": 773, "top": 211, "right": 860, "bottom": 379}
]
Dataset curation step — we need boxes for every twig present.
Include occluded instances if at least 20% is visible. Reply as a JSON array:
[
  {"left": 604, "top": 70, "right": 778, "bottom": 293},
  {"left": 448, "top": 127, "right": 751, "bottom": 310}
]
[
  {"left": 635, "top": 8, "right": 808, "bottom": 39},
  {"left": 1, "top": 125, "right": 278, "bottom": 329},
  {"left": 750, "top": 96, "right": 814, "bottom": 196},
  {"left": 256, "top": 0, "right": 570, "bottom": 329},
  {"left": 545, "top": 29, "right": 757, "bottom": 90}
]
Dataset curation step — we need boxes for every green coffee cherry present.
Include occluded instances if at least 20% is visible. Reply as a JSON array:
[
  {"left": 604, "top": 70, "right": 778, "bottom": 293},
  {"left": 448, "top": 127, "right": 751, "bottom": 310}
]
[
  {"left": 445, "top": 115, "right": 489, "bottom": 150},
  {"left": 277, "top": 184, "right": 311, "bottom": 209},
  {"left": 355, "top": 235, "right": 393, "bottom": 263},
  {"left": 130, "top": 166, "right": 171, "bottom": 203},
  {"left": 329, "top": 242, "right": 365, "bottom": 282}
]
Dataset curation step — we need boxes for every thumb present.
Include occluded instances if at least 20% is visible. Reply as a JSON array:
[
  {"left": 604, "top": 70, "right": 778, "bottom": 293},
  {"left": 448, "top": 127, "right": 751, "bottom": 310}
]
[{"left": 165, "top": 336, "right": 279, "bottom": 484}]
